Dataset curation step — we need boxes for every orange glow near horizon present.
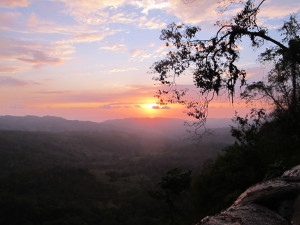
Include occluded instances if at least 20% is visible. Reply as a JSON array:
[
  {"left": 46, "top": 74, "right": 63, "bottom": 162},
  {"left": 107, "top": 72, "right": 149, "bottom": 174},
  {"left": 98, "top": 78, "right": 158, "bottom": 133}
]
[
  {"left": 1, "top": 97, "right": 265, "bottom": 122},
  {"left": 0, "top": 0, "right": 298, "bottom": 123}
]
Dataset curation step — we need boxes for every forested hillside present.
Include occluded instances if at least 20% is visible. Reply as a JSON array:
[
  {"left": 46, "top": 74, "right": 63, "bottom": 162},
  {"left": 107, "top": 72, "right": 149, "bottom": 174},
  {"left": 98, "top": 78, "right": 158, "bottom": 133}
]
[{"left": 0, "top": 117, "right": 231, "bottom": 225}]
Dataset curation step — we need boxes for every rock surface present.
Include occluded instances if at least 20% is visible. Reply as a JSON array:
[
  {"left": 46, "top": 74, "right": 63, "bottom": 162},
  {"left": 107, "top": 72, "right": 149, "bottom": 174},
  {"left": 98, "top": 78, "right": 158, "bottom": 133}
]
[{"left": 198, "top": 165, "right": 300, "bottom": 225}]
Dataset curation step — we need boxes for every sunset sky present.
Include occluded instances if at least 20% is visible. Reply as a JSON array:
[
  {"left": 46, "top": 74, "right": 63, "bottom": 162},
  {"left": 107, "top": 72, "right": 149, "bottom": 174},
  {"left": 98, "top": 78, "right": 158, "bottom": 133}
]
[{"left": 1, "top": 0, "right": 299, "bottom": 122}]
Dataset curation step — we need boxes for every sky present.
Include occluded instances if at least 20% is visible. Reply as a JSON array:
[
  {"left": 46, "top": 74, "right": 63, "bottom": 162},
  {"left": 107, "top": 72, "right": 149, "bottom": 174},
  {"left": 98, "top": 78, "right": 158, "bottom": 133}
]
[{"left": 0, "top": 0, "right": 299, "bottom": 122}]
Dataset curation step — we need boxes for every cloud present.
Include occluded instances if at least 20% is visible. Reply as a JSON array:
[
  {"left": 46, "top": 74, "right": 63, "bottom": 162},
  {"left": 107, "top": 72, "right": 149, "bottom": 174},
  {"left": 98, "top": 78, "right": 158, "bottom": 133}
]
[
  {"left": 99, "top": 44, "right": 128, "bottom": 52},
  {"left": 50, "top": 0, "right": 167, "bottom": 29},
  {"left": 53, "top": 0, "right": 128, "bottom": 24},
  {"left": 0, "top": 0, "right": 30, "bottom": 8},
  {"left": 177, "top": 0, "right": 226, "bottom": 24},
  {"left": 163, "top": 0, "right": 300, "bottom": 25},
  {"left": 47, "top": 0, "right": 300, "bottom": 30},
  {"left": 24, "top": 13, "right": 108, "bottom": 36},
  {"left": 0, "top": 76, "right": 29, "bottom": 86},
  {"left": 260, "top": 0, "right": 300, "bottom": 19},
  {"left": 27, "top": 13, "right": 53, "bottom": 28},
  {"left": 57, "top": 30, "right": 117, "bottom": 44},
  {"left": 152, "top": 105, "right": 161, "bottom": 109},
  {"left": 100, "top": 104, "right": 120, "bottom": 109},
  {"left": 31, "top": 85, "right": 159, "bottom": 106},
  {"left": 110, "top": 12, "right": 138, "bottom": 24},
  {"left": 130, "top": 49, "right": 152, "bottom": 60},
  {"left": 134, "top": 0, "right": 170, "bottom": 14},
  {"left": 136, "top": 0, "right": 300, "bottom": 25},
  {"left": 100, "top": 104, "right": 133, "bottom": 109},
  {"left": 0, "top": 12, "right": 22, "bottom": 30},
  {"left": 107, "top": 67, "right": 138, "bottom": 73},
  {"left": 0, "top": 65, "right": 26, "bottom": 74},
  {"left": 151, "top": 105, "right": 171, "bottom": 109},
  {"left": 130, "top": 49, "right": 147, "bottom": 56},
  {"left": 0, "top": 38, "right": 74, "bottom": 67},
  {"left": 152, "top": 44, "right": 169, "bottom": 57},
  {"left": 138, "top": 16, "right": 167, "bottom": 29},
  {"left": 17, "top": 50, "right": 63, "bottom": 66}
]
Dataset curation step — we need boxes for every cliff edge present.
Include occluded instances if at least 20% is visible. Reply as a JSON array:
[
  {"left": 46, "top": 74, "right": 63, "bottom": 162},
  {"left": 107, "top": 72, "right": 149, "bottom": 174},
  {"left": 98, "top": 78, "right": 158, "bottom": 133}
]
[{"left": 199, "top": 165, "right": 300, "bottom": 225}]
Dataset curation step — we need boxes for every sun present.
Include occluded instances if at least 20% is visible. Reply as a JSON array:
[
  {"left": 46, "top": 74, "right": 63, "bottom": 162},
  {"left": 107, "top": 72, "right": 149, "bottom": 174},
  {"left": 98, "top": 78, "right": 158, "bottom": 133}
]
[
  {"left": 142, "top": 103, "right": 159, "bottom": 111},
  {"left": 139, "top": 103, "right": 161, "bottom": 118}
]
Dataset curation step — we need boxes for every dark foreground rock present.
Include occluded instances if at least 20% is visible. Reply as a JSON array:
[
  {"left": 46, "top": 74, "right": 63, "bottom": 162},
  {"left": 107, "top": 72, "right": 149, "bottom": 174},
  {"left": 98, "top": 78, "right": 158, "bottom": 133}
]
[{"left": 199, "top": 165, "right": 300, "bottom": 225}]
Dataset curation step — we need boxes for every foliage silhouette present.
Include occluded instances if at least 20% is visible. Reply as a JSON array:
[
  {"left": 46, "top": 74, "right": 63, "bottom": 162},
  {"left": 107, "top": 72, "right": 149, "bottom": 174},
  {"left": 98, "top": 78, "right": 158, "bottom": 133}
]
[
  {"left": 150, "top": 0, "right": 300, "bottom": 220},
  {"left": 150, "top": 168, "right": 192, "bottom": 225},
  {"left": 152, "top": 0, "right": 300, "bottom": 128}
]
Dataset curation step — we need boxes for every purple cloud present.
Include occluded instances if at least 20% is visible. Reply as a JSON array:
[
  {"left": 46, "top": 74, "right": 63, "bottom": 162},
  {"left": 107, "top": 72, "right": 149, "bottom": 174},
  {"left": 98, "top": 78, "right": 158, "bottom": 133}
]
[
  {"left": 0, "top": 76, "right": 28, "bottom": 86},
  {"left": 152, "top": 105, "right": 160, "bottom": 109}
]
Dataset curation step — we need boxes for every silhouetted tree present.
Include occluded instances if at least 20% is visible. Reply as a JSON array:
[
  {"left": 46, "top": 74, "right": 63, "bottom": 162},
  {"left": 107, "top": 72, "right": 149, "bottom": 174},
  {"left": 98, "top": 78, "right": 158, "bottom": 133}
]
[
  {"left": 149, "top": 168, "right": 192, "bottom": 225},
  {"left": 152, "top": 0, "right": 300, "bottom": 128}
]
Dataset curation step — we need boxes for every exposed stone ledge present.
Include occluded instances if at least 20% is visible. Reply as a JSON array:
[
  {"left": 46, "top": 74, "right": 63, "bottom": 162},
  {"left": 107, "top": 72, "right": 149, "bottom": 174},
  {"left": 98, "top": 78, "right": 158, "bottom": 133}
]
[{"left": 198, "top": 165, "right": 300, "bottom": 225}]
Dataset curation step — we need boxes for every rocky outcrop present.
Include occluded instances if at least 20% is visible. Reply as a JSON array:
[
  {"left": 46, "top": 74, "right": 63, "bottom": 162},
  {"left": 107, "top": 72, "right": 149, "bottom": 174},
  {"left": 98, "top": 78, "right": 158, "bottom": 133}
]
[{"left": 199, "top": 165, "right": 300, "bottom": 225}]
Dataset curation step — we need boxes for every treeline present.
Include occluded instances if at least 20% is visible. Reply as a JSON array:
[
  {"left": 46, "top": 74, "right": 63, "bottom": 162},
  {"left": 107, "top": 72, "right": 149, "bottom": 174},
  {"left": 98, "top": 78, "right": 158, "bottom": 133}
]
[
  {"left": 148, "top": 112, "right": 300, "bottom": 225},
  {"left": 187, "top": 112, "right": 300, "bottom": 220}
]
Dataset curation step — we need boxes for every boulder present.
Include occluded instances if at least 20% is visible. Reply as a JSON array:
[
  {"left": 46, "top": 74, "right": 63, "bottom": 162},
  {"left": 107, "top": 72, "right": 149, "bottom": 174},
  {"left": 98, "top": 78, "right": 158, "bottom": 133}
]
[{"left": 198, "top": 165, "right": 300, "bottom": 225}]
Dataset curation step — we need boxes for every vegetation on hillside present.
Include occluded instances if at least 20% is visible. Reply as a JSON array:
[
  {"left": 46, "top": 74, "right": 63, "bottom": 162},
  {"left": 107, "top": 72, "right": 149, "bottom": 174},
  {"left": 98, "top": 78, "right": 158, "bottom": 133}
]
[
  {"left": 0, "top": 128, "right": 227, "bottom": 225},
  {"left": 151, "top": 0, "right": 300, "bottom": 222},
  {"left": 2, "top": 1, "right": 300, "bottom": 225}
]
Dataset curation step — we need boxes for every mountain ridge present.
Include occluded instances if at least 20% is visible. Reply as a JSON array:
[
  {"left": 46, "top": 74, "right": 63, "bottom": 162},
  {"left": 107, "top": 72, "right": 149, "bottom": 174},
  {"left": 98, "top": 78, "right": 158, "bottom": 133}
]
[{"left": 0, "top": 115, "right": 234, "bottom": 143}]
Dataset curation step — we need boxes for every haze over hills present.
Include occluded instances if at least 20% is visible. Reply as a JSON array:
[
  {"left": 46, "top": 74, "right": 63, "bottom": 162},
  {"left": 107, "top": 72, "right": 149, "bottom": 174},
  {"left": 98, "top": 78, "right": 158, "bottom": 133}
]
[
  {"left": 0, "top": 115, "right": 110, "bottom": 133},
  {"left": 0, "top": 115, "right": 233, "bottom": 140}
]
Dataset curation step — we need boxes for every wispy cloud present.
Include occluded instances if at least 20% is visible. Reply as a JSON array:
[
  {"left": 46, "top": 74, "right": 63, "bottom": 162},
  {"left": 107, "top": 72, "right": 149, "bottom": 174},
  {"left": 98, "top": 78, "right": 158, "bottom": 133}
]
[
  {"left": 0, "top": 38, "right": 74, "bottom": 67},
  {"left": 130, "top": 49, "right": 152, "bottom": 61},
  {"left": 165, "top": 0, "right": 220, "bottom": 24},
  {"left": 138, "top": 16, "right": 167, "bottom": 29},
  {"left": 57, "top": 30, "right": 117, "bottom": 44},
  {"left": 107, "top": 67, "right": 138, "bottom": 73},
  {"left": 0, "top": 76, "right": 29, "bottom": 86},
  {"left": 17, "top": 51, "right": 63, "bottom": 66},
  {"left": 100, "top": 104, "right": 121, "bottom": 109},
  {"left": 99, "top": 44, "right": 128, "bottom": 52},
  {"left": 0, "top": 12, "right": 22, "bottom": 30},
  {"left": 110, "top": 12, "right": 138, "bottom": 24},
  {"left": 0, "top": 65, "right": 26, "bottom": 74},
  {"left": 52, "top": 0, "right": 168, "bottom": 29},
  {"left": 27, "top": 13, "right": 53, "bottom": 28},
  {"left": 0, "top": 0, "right": 30, "bottom": 8},
  {"left": 100, "top": 104, "right": 134, "bottom": 109},
  {"left": 152, "top": 105, "right": 160, "bottom": 109},
  {"left": 10, "top": 0, "right": 299, "bottom": 36},
  {"left": 260, "top": 1, "right": 300, "bottom": 19},
  {"left": 53, "top": 0, "right": 128, "bottom": 24},
  {"left": 152, "top": 105, "right": 171, "bottom": 109},
  {"left": 31, "top": 85, "right": 159, "bottom": 105},
  {"left": 134, "top": 0, "right": 170, "bottom": 14}
]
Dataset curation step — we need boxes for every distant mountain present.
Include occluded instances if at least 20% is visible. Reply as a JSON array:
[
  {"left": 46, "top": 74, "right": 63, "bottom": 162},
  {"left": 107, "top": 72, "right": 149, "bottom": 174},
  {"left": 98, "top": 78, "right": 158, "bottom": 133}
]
[
  {"left": 0, "top": 115, "right": 234, "bottom": 142},
  {"left": 0, "top": 115, "right": 109, "bottom": 132}
]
